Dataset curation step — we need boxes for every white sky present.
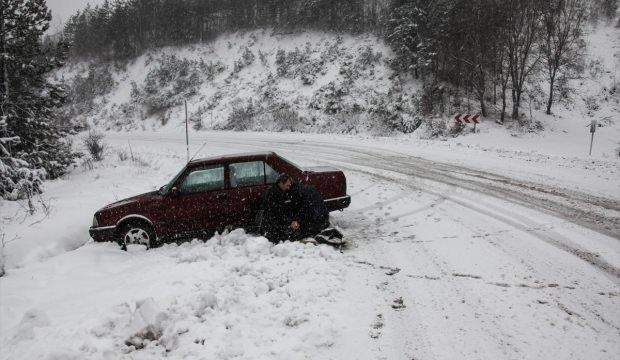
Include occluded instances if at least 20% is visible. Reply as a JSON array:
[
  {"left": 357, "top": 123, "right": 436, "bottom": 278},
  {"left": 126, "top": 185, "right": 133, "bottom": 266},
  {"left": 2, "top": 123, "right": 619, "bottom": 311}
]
[{"left": 46, "top": 0, "right": 106, "bottom": 33}]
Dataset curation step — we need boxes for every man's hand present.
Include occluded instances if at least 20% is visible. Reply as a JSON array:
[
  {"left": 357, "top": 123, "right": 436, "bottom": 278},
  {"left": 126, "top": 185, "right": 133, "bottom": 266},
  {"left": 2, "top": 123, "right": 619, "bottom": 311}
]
[{"left": 290, "top": 221, "right": 300, "bottom": 230}]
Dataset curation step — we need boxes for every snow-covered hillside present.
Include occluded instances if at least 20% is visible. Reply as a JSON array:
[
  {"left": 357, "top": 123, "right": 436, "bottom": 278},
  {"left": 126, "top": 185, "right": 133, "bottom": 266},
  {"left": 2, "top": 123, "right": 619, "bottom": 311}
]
[
  {"left": 57, "top": 25, "right": 620, "bottom": 159},
  {"left": 59, "top": 30, "right": 419, "bottom": 135}
]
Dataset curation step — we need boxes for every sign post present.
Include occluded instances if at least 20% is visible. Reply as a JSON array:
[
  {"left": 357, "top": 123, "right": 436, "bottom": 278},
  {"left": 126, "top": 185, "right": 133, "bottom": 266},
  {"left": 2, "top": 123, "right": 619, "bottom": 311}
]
[{"left": 589, "top": 119, "right": 597, "bottom": 156}]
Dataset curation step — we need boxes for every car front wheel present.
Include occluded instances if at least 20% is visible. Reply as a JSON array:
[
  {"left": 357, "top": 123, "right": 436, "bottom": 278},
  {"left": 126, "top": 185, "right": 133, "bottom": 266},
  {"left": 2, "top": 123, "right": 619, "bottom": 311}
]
[{"left": 118, "top": 222, "right": 156, "bottom": 250}]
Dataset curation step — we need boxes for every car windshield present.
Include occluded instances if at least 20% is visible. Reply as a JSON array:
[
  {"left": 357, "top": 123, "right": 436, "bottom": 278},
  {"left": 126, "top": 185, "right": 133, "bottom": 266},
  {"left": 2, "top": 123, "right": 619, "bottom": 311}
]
[{"left": 159, "top": 166, "right": 187, "bottom": 195}]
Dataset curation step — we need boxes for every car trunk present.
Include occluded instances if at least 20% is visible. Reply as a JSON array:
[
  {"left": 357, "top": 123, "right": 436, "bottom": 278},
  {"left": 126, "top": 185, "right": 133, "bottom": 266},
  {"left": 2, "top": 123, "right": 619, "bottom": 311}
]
[{"left": 301, "top": 166, "right": 346, "bottom": 200}]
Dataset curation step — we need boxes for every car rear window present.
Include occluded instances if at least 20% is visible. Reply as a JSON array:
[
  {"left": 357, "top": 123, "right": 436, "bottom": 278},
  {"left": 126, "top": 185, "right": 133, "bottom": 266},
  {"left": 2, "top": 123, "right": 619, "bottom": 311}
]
[
  {"left": 231, "top": 161, "right": 283, "bottom": 188},
  {"left": 230, "top": 161, "right": 265, "bottom": 188},
  {"left": 179, "top": 165, "right": 224, "bottom": 193}
]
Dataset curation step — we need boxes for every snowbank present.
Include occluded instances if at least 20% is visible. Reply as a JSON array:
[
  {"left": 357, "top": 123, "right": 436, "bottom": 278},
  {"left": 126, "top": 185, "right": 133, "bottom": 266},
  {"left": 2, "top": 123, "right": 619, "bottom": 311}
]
[{"left": 0, "top": 229, "right": 346, "bottom": 359}]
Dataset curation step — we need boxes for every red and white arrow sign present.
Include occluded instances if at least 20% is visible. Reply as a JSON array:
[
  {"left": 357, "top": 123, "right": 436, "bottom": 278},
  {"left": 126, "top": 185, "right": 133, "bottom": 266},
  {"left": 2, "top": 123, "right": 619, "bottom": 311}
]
[{"left": 454, "top": 113, "right": 481, "bottom": 124}]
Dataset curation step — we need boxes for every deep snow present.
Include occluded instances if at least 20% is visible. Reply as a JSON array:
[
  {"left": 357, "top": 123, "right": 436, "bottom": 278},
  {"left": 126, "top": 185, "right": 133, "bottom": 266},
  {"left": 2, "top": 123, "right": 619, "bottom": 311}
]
[{"left": 1, "top": 231, "right": 347, "bottom": 359}]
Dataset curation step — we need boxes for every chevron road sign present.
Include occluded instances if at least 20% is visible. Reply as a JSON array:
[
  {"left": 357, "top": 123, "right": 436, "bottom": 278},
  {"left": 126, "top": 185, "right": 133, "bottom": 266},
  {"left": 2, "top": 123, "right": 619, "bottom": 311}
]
[{"left": 454, "top": 113, "right": 481, "bottom": 124}]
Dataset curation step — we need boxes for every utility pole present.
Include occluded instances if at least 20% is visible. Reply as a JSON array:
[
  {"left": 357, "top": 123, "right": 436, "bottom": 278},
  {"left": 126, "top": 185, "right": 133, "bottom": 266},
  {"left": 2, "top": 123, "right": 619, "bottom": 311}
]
[
  {"left": 185, "top": 100, "right": 189, "bottom": 162},
  {"left": 589, "top": 119, "right": 596, "bottom": 156}
]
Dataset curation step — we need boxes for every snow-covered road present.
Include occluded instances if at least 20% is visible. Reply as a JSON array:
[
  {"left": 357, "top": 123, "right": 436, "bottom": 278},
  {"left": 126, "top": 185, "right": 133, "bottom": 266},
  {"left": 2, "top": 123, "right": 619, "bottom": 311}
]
[{"left": 1, "top": 131, "right": 619, "bottom": 359}]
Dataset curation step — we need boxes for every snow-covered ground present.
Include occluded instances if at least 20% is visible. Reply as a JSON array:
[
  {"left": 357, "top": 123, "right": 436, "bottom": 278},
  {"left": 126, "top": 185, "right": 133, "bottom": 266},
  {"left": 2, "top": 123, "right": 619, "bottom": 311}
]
[{"left": 1, "top": 130, "right": 618, "bottom": 359}]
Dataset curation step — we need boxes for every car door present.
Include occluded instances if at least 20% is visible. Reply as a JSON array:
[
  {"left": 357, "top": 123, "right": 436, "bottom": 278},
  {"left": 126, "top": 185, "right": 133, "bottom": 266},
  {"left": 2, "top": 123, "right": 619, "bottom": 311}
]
[
  {"left": 227, "top": 160, "right": 280, "bottom": 227},
  {"left": 160, "top": 164, "right": 228, "bottom": 235}
]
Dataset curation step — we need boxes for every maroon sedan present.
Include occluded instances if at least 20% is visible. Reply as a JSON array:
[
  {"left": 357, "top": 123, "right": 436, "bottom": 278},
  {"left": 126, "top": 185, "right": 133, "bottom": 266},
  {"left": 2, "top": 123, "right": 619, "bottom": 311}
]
[{"left": 89, "top": 152, "right": 351, "bottom": 247}]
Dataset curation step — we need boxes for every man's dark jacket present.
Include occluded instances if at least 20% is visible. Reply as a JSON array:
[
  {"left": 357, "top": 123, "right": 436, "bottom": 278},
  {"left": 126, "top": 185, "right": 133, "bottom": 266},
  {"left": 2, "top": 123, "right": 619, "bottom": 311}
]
[
  {"left": 259, "top": 183, "right": 292, "bottom": 241},
  {"left": 290, "top": 183, "right": 329, "bottom": 235}
]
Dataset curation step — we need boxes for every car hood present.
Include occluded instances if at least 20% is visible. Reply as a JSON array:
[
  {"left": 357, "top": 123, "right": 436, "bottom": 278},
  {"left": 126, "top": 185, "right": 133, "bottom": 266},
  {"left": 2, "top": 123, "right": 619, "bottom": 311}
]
[{"left": 100, "top": 191, "right": 160, "bottom": 210}]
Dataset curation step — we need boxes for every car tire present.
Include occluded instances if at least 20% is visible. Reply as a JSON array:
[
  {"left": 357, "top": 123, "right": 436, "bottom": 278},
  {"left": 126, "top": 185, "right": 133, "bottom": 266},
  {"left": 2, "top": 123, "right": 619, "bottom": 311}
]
[{"left": 117, "top": 221, "right": 157, "bottom": 250}]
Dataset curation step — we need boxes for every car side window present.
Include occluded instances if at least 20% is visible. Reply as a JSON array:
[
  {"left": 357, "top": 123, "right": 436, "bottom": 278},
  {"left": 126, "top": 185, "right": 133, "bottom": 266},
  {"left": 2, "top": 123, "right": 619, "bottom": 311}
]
[
  {"left": 265, "top": 162, "right": 279, "bottom": 184},
  {"left": 179, "top": 165, "right": 224, "bottom": 194},
  {"left": 230, "top": 161, "right": 268, "bottom": 188}
]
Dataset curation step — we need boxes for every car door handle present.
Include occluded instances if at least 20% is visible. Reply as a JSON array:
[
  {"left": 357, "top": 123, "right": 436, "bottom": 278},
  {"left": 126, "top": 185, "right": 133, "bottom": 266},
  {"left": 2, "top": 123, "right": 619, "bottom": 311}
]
[{"left": 216, "top": 193, "right": 228, "bottom": 199}]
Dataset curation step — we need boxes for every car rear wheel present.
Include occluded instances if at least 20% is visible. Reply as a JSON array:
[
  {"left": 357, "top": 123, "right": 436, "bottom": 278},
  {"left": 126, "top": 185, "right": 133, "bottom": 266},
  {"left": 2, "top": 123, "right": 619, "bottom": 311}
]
[{"left": 118, "top": 222, "right": 156, "bottom": 250}]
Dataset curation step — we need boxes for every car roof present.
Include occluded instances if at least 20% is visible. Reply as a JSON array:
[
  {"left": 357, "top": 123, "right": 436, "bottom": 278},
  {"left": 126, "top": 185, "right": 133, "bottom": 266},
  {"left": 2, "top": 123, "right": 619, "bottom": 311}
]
[{"left": 188, "top": 151, "right": 277, "bottom": 166}]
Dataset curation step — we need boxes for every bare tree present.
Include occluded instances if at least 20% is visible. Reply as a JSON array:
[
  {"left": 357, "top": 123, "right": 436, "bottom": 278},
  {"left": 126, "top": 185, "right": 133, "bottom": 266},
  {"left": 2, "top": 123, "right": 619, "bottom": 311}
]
[
  {"left": 541, "top": 0, "right": 586, "bottom": 115},
  {"left": 505, "top": 0, "right": 542, "bottom": 121},
  {"left": 463, "top": 0, "right": 497, "bottom": 118},
  {"left": 1, "top": 0, "right": 9, "bottom": 105},
  {"left": 496, "top": 42, "right": 511, "bottom": 124}
]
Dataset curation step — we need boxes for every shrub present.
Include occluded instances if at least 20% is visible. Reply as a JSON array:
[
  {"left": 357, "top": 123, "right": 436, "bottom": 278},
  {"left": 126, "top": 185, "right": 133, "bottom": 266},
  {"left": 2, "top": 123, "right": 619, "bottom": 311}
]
[
  {"left": 189, "top": 105, "right": 211, "bottom": 130},
  {"left": 299, "top": 60, "right": 324, "bottom": 85},
  {"left": 133, "top": 54, "right": 205, "bottom": 116},
  {"left": 275, "top": 49, "right": 287, "bottom": 76},
  {"left": 70, "top": 65, "right": 115, "bottom": 104},
  {"left": 366, "top": 93, "right": 420, "bottom": 134},
  {"left": 326, "top": 111, "right": 365, "bottom": 134},
  {"left": 424, "top": 118, "right": 448, "bottom": 138},
  {"left": 587, "top": 58, "right": 605, "bottom": 79},
  {"left": 309, "top": 82, "right": 350, "bottom": 114},
  {"left": 199, "top": 60, "right": 226, "bottom": 81},
  {"left": 84, "top": 131, "right": 105, "bottom": 161},
  {"left": 339, "top": 61, "right": 361, "bottom": 82},
  {"left": 321, "top": 36, "right": 345, "bottom": 62},
  {"left": 0, "top": 155, "right": 46, "bottom": 200},
  {"left": 356, "top": 46, "right": 382, "bottom": 69},
  {"left": 258, "top": 50, "right": 269, "bottom": 66},
  {"left": 233, "top": 47, "right": 255, "bottom": 73},
  {"left": 275, "top": 48, "right": 318, "bottom": 81},
  {"left": 218, "top": 102, "right": 256, "bottom": 131},
  {"left": 117, "top": 150, "right": 128, "bottom": 162},
  {"left": 584, "top": 95, "right": 600, "bottom": 114},
  {"left": 271, "top": 107, "right": 302, "bottom": 131}
]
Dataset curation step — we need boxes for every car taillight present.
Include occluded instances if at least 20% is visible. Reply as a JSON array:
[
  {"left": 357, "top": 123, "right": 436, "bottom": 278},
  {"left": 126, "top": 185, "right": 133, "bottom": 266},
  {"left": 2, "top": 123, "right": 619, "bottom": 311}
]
[{"left": 92, "top": 215, "right": 98, "bottom": 228}]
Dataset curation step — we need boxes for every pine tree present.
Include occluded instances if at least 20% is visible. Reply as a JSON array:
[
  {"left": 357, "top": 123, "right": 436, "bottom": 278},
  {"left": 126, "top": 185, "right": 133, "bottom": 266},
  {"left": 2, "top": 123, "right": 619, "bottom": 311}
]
[{"left": 0, "top": 0, "right": 77, "bottom": 200}]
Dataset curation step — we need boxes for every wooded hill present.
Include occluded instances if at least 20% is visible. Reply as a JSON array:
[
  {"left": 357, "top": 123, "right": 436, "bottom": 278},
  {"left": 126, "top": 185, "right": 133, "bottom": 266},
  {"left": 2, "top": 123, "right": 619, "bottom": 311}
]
[
  {"left": 64, "top": 0, "right": 391, "bottom": 59},
  {"left": 64, "top": 0, "right": 618, "bottom": 122}
]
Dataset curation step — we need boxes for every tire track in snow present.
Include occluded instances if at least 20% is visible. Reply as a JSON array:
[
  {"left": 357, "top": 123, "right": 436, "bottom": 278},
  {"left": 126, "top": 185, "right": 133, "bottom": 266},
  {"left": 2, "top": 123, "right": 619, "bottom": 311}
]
[
  {"left": 436, "top": 202, "right": 620, "bottom": 334},
  {"left": 334, "top": 162, "right": 620, "bottom": 285}
]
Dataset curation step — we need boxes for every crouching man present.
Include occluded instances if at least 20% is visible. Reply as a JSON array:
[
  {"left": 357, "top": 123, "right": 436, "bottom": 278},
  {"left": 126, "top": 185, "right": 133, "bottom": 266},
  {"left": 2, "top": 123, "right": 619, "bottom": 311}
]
[
  {"left": 290, "top": 181, "right": 344, "bottom": 244},
  {"left": 258, "top": 174, "right": 297, "bottom": 243},
  {"left": 258, "top": 173, "right": 343, "bottom": 244},
  {"left": 289, "top": 181, "right": 329, "bottom": 237}
]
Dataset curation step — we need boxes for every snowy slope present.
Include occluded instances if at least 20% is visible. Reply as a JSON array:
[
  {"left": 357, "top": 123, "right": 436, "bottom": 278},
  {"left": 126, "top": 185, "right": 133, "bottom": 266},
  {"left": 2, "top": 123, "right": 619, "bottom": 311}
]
[
  {"left": 58, "top": 30, "right": 407, "bottom": 134},
  {"left": 56, "top": 24, "right": 620, "bottom": 160}
]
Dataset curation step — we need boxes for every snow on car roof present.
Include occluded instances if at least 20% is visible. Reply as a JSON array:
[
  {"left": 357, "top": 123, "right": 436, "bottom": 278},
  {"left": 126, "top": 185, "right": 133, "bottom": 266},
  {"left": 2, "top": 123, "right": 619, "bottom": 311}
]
[{"left": 188, "top": 151, "right": 277, "bottom": 165}]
